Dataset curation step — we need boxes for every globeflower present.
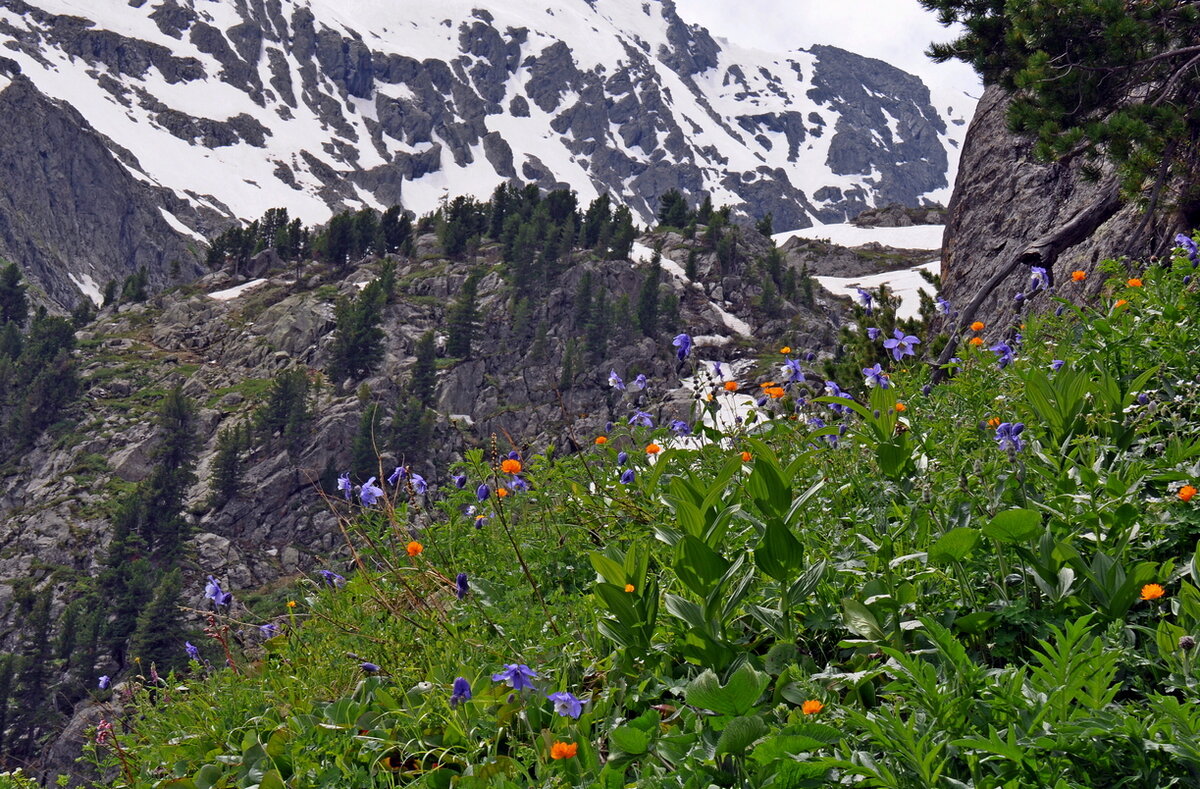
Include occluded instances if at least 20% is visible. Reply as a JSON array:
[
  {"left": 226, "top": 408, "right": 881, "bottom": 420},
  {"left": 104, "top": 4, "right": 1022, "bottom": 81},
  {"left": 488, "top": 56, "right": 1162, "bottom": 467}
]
[
  {"left": 801, "top": 699, "right": 824, "bottom": 715},
  {"left": 1127, "top": 278, "right": 1143, "bottom": 287},
  {"left": 550, "top": 741, "right": 578, "bottom": 760},
  {"left": 645, "top": 443, "right": 661, "bottom": 454},
  {"left": 1179, "top": 485, "right": 1197, "bottom": 503},
  {"left": 1071, "top": 270, "right": 1087, "bottom": 282},
  {"left": 780, "top": 346, "right": 791, "bottom": 354},
  {"left": 624, "top": 583, "right": 635, "bottom": 593},
  {"left": 740, "top": 451, "right": 752, "bottom": 462},
  {"left": 595, "top": 436, "right": 607, "bottom": 445},
  {"left": 969, "top": 336, "right": 983, "bottom": 346},
  {"left": 723, "top": 380, "right": 739, "bottom": 392},
  {"left": 1141, "top": 583, "right": 1165, "bottom": 601},
  {"left": 406, "top": 541, "right": 423, "bottom": 557},
  {"left": 501, "top": 458, "right": 522, "bottom": 474},
  {"left": 970, "top": 321, "right": 985, "bottom": 332}
]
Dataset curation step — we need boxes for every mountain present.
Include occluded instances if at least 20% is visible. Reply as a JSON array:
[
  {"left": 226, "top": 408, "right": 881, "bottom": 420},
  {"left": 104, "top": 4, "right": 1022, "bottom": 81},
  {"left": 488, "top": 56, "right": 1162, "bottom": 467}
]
[{"left": 0, "top": 0, "right": 964, "bottom": 307}]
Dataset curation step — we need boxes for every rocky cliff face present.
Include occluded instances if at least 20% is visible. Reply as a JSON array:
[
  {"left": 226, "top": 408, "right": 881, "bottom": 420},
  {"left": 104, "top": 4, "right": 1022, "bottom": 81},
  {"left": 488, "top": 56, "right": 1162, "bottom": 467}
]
[{"left": 939, "top": 85, "right": 1168, "bottom": 331}]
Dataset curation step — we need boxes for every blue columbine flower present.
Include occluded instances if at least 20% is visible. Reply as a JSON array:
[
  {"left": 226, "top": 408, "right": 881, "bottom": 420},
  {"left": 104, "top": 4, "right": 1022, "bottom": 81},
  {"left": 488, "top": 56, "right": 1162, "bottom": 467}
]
[
  {"left": 855, "top": 287, "right": 874, "bottom": 314},
  {"left": 387, "top": 466, "right": 405, "bottom": 486},
  {"left": 632, "top": 374, "right": 648, "bottom": 390},
  {"left": 507, "top": 451, "right": 520, "bottom": 461},
  {"left": 360, "top": 476, "right": 383, "bottom": 506},
  {"left": 608, "top": 370, "right": 626, "bottom": 390},
  {"left": 883, "top": 328, "right": 921, "bottom": 361},
  {"left": 712, "top": 361, "right": 723, "bottom": 378},
  {"left": 337, "top": 472, "right": 352, "bottom": 500},
  {"left": 1050, "top": 359, "right": 1065, "bottom": 372},
  {"left": 492, "top": 663, "right": 538, "bottom": 690},
  {"left": 1176, "top": 233, "right": 1199, "bottom": 265},
  {"left": 629, "top": 410, "right": 654, "bottom": 427},
  {"left": 547, "top": 691, "right": 584, "bottom": 719},
  {"left": 509, "top": 476, "right": 528, "bottom": 492},
  {"left": 990, "top": 342, "right": 1015, "bottom": 369},
  {"left": 781, "top": 358, "right": 804, "bottom": 383},
  {"left": 98, "top": 675, "right": 110, "bottom": 690},
  {"left": 995, "top": 422, "right": 1025, "bottom": 454},
  {"left": 669, "top": 419, "right": 691, "bottom": 435},
  {"left": 319, "top": 569, "right": 345, "bottom": 588},
  {"left": 936, "top": 297, "right": 952, "bottom": 315},
  {"left": 672, "top": 333, "right": 692, "bottom": 360},
  {"left": 476, "top": 484, "right": 490, "bottom": 502},
  {"left": 617, "top": 451, "right": 629, "bottom": 465},
  {"left": 1030, "top": 266, "right": 1049, "bottom": 292},
  {"left": 452, "top": 474, "right": 467, "bottom": 489},
  {"left": 205, "top": 575, "right": 232, "bottom": 607},
  {"left": 620, "top": 468, "right": 636, "bottom": 485},
  {"left": 360, "top": 662, "right": 381, "bottom": 673},
  {"left": 411, "top": 474, "right": 427, "bottom": 494},
  {"left": 450, "top": 677, "right": 472, "bottom": 708},
  {"left": 474, "top": 514, "right": 488, "bottom": 529},
  {"left": 456, "top": 572, "right": 469, "bottom": 600},
  {"left": 867, "top": 327, "right": 881, "bottom": 341},
  {"left": 260, "top": 623, "right": 280, "bottom": 638},
  {"left": 862, "top": 363, "right": 889, "bottom": 389},
  {"left": 186, "top": 641, "right": 200, "bottom": 661}
]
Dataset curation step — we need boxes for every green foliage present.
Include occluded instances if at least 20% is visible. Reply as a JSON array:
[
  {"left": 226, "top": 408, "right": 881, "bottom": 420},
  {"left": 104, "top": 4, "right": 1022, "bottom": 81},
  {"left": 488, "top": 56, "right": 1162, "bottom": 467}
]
[
  {"left": 254, "top": 367, "right": 312, "bottom": 450},
  {"left": 656, "top": 188, "right": 692, "bottom": 229},
  {"left": 446, "top": 269, "right": 482, "bottom": 359},
  {"left": 635, "top": 247, "right": 662, "bottom": 337},
  {"left": 0, "top": 262, "right": 27, "bottom": 327},
  {"left": 327, "top": 278, "right": 387, "bottom": 385},
  {"left": 128, "top": 568, "right": 185, "bottom": 673},
  {"left": 409, "top": 330, "right": 437, "bottom": 408}
]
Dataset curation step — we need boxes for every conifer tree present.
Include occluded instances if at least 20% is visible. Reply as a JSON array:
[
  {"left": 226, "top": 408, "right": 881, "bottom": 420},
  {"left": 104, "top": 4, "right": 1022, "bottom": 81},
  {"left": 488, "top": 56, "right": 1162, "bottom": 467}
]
[
  {"left": 327, "top": 279, "right": 387, "bottom": 385},
  {"left": 657, "top": 189, "right": 691, "bottom": 229},
  {"left": 208, "top": 424, "right": 244, "bottom": 508},
  {"left": 9, "top": 590, "right": 52, "bottom": 759},
  {"left": 608, "top": 206, "right": 637, "bottom": 260},
  {"left": 0, "top": 654, "right": 13, "bottom": 755},
  {"left": 636, "top": 249, "right": 663, "bottom": 337},
  {"left": 351, "top": 402, "right": 381, "bottom": 479},
  {"left": 389, "top": 395, "right": 433, "bottom": 462},
  {"left": 581, "top": 194, "right": 612, "bottom": 250},
  {"left": 409, "top": 331, "right": 437, "bottom": 408},
  {"left": 0, "top": 262, "right": 27, "bottom": 327},
  {"left": 128, "top": 568, "right": 185, "bottom": 674},
  {"left": 446, "top": 271, "right": 481, "bottom": 359}
]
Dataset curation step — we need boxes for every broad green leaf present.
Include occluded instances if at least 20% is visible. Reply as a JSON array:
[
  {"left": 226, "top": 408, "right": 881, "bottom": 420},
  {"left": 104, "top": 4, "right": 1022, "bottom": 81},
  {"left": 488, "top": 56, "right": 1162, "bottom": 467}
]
[
  {"left": 841, "top": 598, "right": 885, "bottom": 641},
  {"left": 609, "top": 724, "right": 652, "bottom": 755},
  {"left": 755, "top": 520, "right": 805, "bottom": 582},
  {"left": 674, "top": 536, "right": 729, "bottom": 598},
  {"left": 715, "top": 714, "right": 768, "bottom": 755},
  {"left": 684, "top": 664, "right": 770, "bottom": 716},
  {"left": 983, "top": 509, "right": 1041, "bottom": 543},
  {"left": 928, "top": 527, "right": 981, "bottom": 564}
]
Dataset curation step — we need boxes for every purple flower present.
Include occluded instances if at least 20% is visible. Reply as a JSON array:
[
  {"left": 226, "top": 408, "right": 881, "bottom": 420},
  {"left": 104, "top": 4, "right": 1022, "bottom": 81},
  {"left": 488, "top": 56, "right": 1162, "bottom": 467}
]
[
  {"left": 608, "top": 370, "right": 626, "bottom": 390},
  {"left": 204, "top": 575, "right": 232, "bottom": 607},
  {"left": 669, "top": 419, "right": 691, "bottom": 435},
  {"left": 1030, "top": 266, "right": 1049, "bottom": 292},
  {"left": 260, "top": 623, "right": 280, "bottom": 638},
  {"left": 547, "top": 691, "right": 584, "bottom": 719},
  {"left": 620, "top": 468, "right": 636, "bottom": 485},
  {"left": 492, "top": 663, "right": 538, "bottom": 690},
  {"left": 632, "top": 374, "right": 648, "bottom": 390},
  {"left": 1176, "top": 233, "right": 1199, "bottom": 265},
  {"left": 387, "top": 466, "right": 405, "bottom": 486},
  {"left": 629, "top": 410, "right": 654, "bottom": 428},
  {"left": 360, "top": 476, "right": 383, "bottom": 506},
  {"left": 452, "top": 474, "right": 467, "bottom": 489},
  {"left": 360, "top": 662, "right": 381, "bottom": 672},
  {"left": 476, "top": 484, "right": 490, "bottom": 502},
  {"left": 411, "top": 474, "right": 427, "bottom": 494},
  {"left": 995, "top": 422, "right": 1025, "bottom": 454},
  {"left": 319, "top": 569, "right": 345, "bottom": 588},
  {"left": 507, "top": 451, "right": 520, "bottom": 461},
  {"left": 1137, "top": 392, "right": 1151, "bottom": 405},
  {"left": 855, "top": 287, "right": 873, "bottom": 313},
  {"left": 990, "top": 342, "right": 1015, "bottom": 369},
  {"left": 1050, "top": 359, "right": 1065, "bottom": 372},
  {"left": 1014, "top": 292, "right": 1025, "bottom": 303},
  {"left": 921, "top": 384, "right": 932, "bottom": 396},
  {"left": 862, "top": 363, "right": 889, "bottom": 389},
  {"left": 337, "top": 472, "right": 352, "bottom": 500},
  {"left": 712, "top": 361, "right": 724, "bottom": 378},
  {"left": 508, "top": 476, "right": 528, "bottom": 492},
  {"left": 824, "top": 380, "right": 847, "bottom": 399},
  {"left": 672, "top": 333, "right": 692, "bottom": 360},
  {"left": 936, "top": 297, "right": 952, "bottom": 315},
  {"left": 474, "top": 514, "right": 488, "bottom": 529},
  {"left": 867, "top": 327, "right": 881, "bottom": 341},
  {"left": 98, "top": 675, "right": 110, "bottom": 690},
  {"left": 185, "top": 641, "right": 200, "bottom": 661},
  {"left": 450, "top": 677, "right": 472, "bottom": 708},
  {"left": 781, "top": 358, "right": 805, "bottom": 383},
  {"left": 617, "top": 451, "right": 629, "bottom": 465},
  {"left": 883, "top": 328, "right": 921, "bottom": 361},
  {"left": 455, "top": 572, "right": 469, "bottom": 600}
]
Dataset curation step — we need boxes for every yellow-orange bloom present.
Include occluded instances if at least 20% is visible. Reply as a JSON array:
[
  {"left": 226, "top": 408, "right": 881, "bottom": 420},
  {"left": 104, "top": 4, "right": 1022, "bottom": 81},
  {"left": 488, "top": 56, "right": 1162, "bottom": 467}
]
[
  {"left": 895, "top": 402, "right": 907, "bottom": 412},
  {"left": 645, "top": 443, "right": 661, "bottom": 455},
  {"left": 1127, "top": 278, "right": 1143, "bottom": 287},
  {"left": 740, "top": 451, "right": 752, "bottom": 462},
  {"left": 780, "top": 346, "right": 791, "bottom": 354},
  {"left": 801, "top": 700, "right": 824, "bottom": 715},
  {"left": 969, "top": 336, "right": 984, "bottom": 347},
  {"left": 724, "top": 381, "right": 739, "bottom": 392},
  {"left": 287, "top": 600, "right": 297, "bottom": 608},
  {"left": 987, "top": 416, "right": 1002, "bottom": 428},
  {"left": 624, "top": 584, "right": 635, "bottom": 593},
  {"left": 1115, "top": 299, "right": 1128, "bottom": 308},
  {"left": 406, "top": 541, "right": 423, "bottom": 557},
  {"left": 970, "top": 321, "right": 985, "bottom": 331},
  {"left": 595, "top": 436, "right": 607, "bottom": 445},
  {"left": 497, "top": 487, "right": 509, "bottom": 498},
  {"left": 765, "top": 386, "right": 786, "bottom": 399},
  {"left": 1180, "top": 485, "right": 1197, "bottom": 503},
  {"left": 1071, "top": 270, "right": 1087, "bottom": 282},
  {"left": 500, "top": 458, "right": 522, "bottom": 474},
  {"left": 550, "top": 742, "right": 578, "bottom": 760},
  {"left": 1141, "top": 583, "right": 1165, "bottom": 601}
]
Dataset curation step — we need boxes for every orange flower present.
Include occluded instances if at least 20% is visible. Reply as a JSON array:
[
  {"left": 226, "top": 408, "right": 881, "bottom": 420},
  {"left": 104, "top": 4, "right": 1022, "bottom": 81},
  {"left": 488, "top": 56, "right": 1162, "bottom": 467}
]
[
  {"left": 740, "top": 451, "right": 752, "bottom": 462},
  {"left": 780, "top": 346, "right": 792, "bottom": 354},
  {"left": 987, "top": 416, "right": 1002, "bottom": 428},
  {"left": 595, "top": 436, "right": 607, "bottom": 445},
  {"left": 895, "top": 402, "right": 907, "bottom": 412},
  {"left": 765, "top": 386, "right": 786, "bottom": 399},
  {"left": 801, "top": 700, "right": 824, "bottom": 715},
  {"left": 497, "top": 487, "right": 509, "bottom": 498},
  {"left": 1071, "top": 270, "right": 1087, "bottom": 282},
  {"left": 724, "top": 381, "right": 739, "bottom": 392},
  {"left": 1180, "top": 485, "right": 1197, "bottom": 503},
  {"left": 550, "top": 741, "right": 578, "bottom": 760},
  {"left": 500, "top": 458, "right": 522, "bottom": 474},
  {"left": 624, "top": 584, "right": 635, "bottom": 593},
  {"left": 406, "top": 541, "right": 423, "bottom": 557},
  {"left": 1127, "top": 278, "right": 1143, "bottom": 287},
  {"left": 287, "top": 600, "right": 297, "bottom": 608},
  {"left": 969, "top": 336, "right": 984, "bottom": 347},
  {"left": 759, "top": 381, "right": 778, "bottom": 388},
  {"left": 970, "top": 321, "right": 985, "bottom": 331},
  {"left": 645, "top": 443, "right": 661, "bottom": 455},
  {"left": 1115, "top": 299, "right": 1128, "bottom": 308},
  {"left": 1141, "top": 583, "right": 1165, "bottom": 601}
]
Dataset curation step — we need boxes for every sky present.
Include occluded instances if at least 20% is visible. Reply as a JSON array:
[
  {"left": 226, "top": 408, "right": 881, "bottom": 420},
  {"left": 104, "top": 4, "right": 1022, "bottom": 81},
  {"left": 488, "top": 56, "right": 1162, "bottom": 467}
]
[{"left": 673, "top": 0, "right": 982, "bottom": 120}]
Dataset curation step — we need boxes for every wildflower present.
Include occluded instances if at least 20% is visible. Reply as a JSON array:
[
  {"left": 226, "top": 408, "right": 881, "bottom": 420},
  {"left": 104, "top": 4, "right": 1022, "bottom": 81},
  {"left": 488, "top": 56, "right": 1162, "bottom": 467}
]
[
  {"left": 1115, "top": 298, "right": 1128, "bottom": 308},
  {"left": 855, "top": 287, "right": 873, "bottom": 313},
  {"left": 1179, "top": 485, "right": 1197, "bottom": 503},
  {"left": 548, "top": 691, "right": 584, "bottom": 719},
  {"left": 1181, "top": 635, "right": 1197, "bottom": 651},
  {"left": 1071, "top": 270, "right": 1087, "bottom": 282},
  {"left": 969, "top": 336, "right": 983, "bottom": 346},
  {"left": 866, "top": 327, "right": 880, "bottom": 341},
  {"left": 936, "top": 297, "right": 952, "bottom": 315},
  {"left": 337, "top": 472, "right": 352, "bottom": 500},
  {"left": 624, "top": 584, "right": 635, "bottom": 593},
  {"left": 1127, "top": 278, "right": 1143, "bottom": 288},
  {"left": 260, "top": 623, "right": 280, "bottom": 638},
  {"left": 387, "top": 466, "right": 405, "bottom": 486},
  {"left": 765, "top": 386, "right": 786, "bottom": 399},
  {"left": 360, "top": 476, "right": 384, "bottom": 506},
  {"left": 629, "top": 410, "right": 654, "bottom": 428},
  {"left": 672, "top": 333, "right": 692, "bottom": 360},
  {"left": 452, "top": 473, "right": 467, "bottom": 488},
  {"left": 862, "top": 363, "right": 889, "bottom": 389},
  {"left": 360, "top": 662, "right": 381, "bottom": 673},
  {"left": 995, "top": 422, "right": 1025, "bottom": 453},
  {"left": 595, "top": 436, "right": 607, "bottom": 445},
  {"left": 724, "top": 381, "right": 739, "bottom": 392},
  {"left": 492, "top": 663, "right": 538, "bottom": 690},
  {"left": 645, "top": 443, "right": 661, "bottom": 454},
  {"left": 632, "top": 374, "right": 648, "bottom": 390},
  {"left": 1141, "top": 583, "right": 1165, "bottom": 601},
  {"left": 1176, "top": 233, "right": 1199, "bottom": 265},
  {"left": 883, "top": 328, "right": 921, "bottom": 361},
  {"left": 507, "top": 451, "right": 520, "bottom": 461},
  {"left": 801, "top": 699, "right": 824, "bottom": 715},
  {"left": 474, "top": 515, "right": 488, "bottom": 528},
  {"left": 501, "top": 458, "right": 522, "bottom": 474},
  {"left": 411, "top": 473, "right": 427, "bottom": 494},
  {"left": 608, "top": 370, "right": 625, "bottom": 390},
  {"left": 617, "top": 451, "right": 629, "bottom": 465},
  {"left": 1030, "top": 266, "right": 1049, "bottom": 292},
  {"left": 205, "top": 575, "right": 232, "bottom": 607},
  {"left": 98, "top": 675, "right": 110, "bottom": 690},
  {"left": 620, "top": 468, "right": 635, "bottom": 485},
  {"left": 319, "top": 569, "right": 345, "bottom": 588},
  {"left": 895, "top": 402, "right": 907, "bottom": 412},
  {"left": 1051, "top": 359, "right": 1065, "bottom": 371},
  {"left": 669, "top": 419, "right": 691, "bottom": 435},
  {"left": 450, "top": 677, "right": 472, "bottom": 708},
  {"left": 185, "top": 641, "right": 200, "bottom": 661},
  {"left": 550, "top": 741, "right": 578, "bottom": 760},
  {"left": 781, "top": 357, "right": 805, "bottom": 382},
  {"left": 990, "top": 342, "right": 1015, "bottom": 369},
  {"left": 497, "top": 487, "right": 509, "bottom": 498},
  {"left": 970, "top": 321, "right": 985, "bottom": 332},
  {"left": 1137, "top": 392, "right": 1150, "bottom": 405},
  {"left": 287, "top": 600, "right": 296, "bottom": 608},
  {"left": 455, "top": 573, "right": 469, "bottom": 600},
  {"left": 987, "top": 416, "right": 1002, "bottom": 429},
  {"left": 508, "top": 476, "right": 529, "bottom": 492},
  {"left": 406, "top": 541, "right": 423, "bottom": 557},
  {"left": 476, "top": 484, "right": 490, "bottom": 502},
  {"left": 1014, "top": 292, "right": 1025, "bottom": 303},
  {"left": 780, "top": 346, "right": 791, "bottom": 354},
  {"left": 95, "top": 719, "right": 113, "bottom": 746},
  {"left": 741, "top": 451, "right": 752, "bottom": 462}
]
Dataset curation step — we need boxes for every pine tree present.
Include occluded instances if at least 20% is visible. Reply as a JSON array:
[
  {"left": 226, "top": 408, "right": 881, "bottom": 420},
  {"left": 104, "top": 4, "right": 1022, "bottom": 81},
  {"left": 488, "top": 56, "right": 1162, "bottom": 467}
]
[
  {"left": 573, "top": 271, "right": 594, "bottom": 330},
  {"left": 409, "top": 331, "right": 437, "bottom": 408},
  {"left": 0, "top": 262, "right": 27, "bottom": 327},
  {"left": 755, "top": 212, "right": 774, "bottom": 237},
  {"left": 389, "top": 395, "right": 433, "bottom": 462},
  {"left": 608, "top": 206, "right": 636, "bottom": 259},
  {"left": 9, "top": 590, "right": 52, "bottom": 759},
  {"left": 585, "top": 289, "right": 610, "bottom": 362},
  {"left": 142, "top": 386, "right": 199, "bottom": 564},
  {"left": 0, "top": 653, "right": 13, "bottom": 755},
  {"left": 657, "top": 189, "right": 691, "bottom": 229},
  {"left": 581, "top": 194, "right": 612, "bottom": 250},
  {"left": 636, "top": 249, "right": 663, "bottom": 337},
  {"left": 325, "top": 211, "right": 355, "bottom": 267},
  {"left": 695, "top": 194, "right": 714, "bottom": 226},
  {"left": 208, "top": 424, "right": 244, "bottom": 507},
  {"left": 327, "top": 279, "right": 387, "bottom": 385},
  {"left": 256, "top": 368, "right": 311, "bottom": 446},
  {"left": 351, "top": 402, "right": 381, "bottom": 479},
  {"left": 445, "top": 271, "right": 481, "bottom": 359},
  {"left": 119, "top": 267, "right": 149, "bottom": 304},
  {"left": 128, "top": 568, "right": 185, "bottom": 674}
]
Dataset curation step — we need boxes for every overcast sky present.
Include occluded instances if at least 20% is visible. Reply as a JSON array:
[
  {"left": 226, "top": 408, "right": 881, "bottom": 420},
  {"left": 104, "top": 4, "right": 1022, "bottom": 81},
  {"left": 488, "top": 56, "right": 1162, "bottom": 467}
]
[{"left": 673, "top": 0, "right": 982, "bottom": 118}]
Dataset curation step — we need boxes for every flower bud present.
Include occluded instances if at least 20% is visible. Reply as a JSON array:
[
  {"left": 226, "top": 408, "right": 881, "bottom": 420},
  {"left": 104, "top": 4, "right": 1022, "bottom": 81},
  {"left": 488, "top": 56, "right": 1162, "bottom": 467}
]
[{"left": 1181, "top": 635, "right": 1196, "bottom": 651}]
